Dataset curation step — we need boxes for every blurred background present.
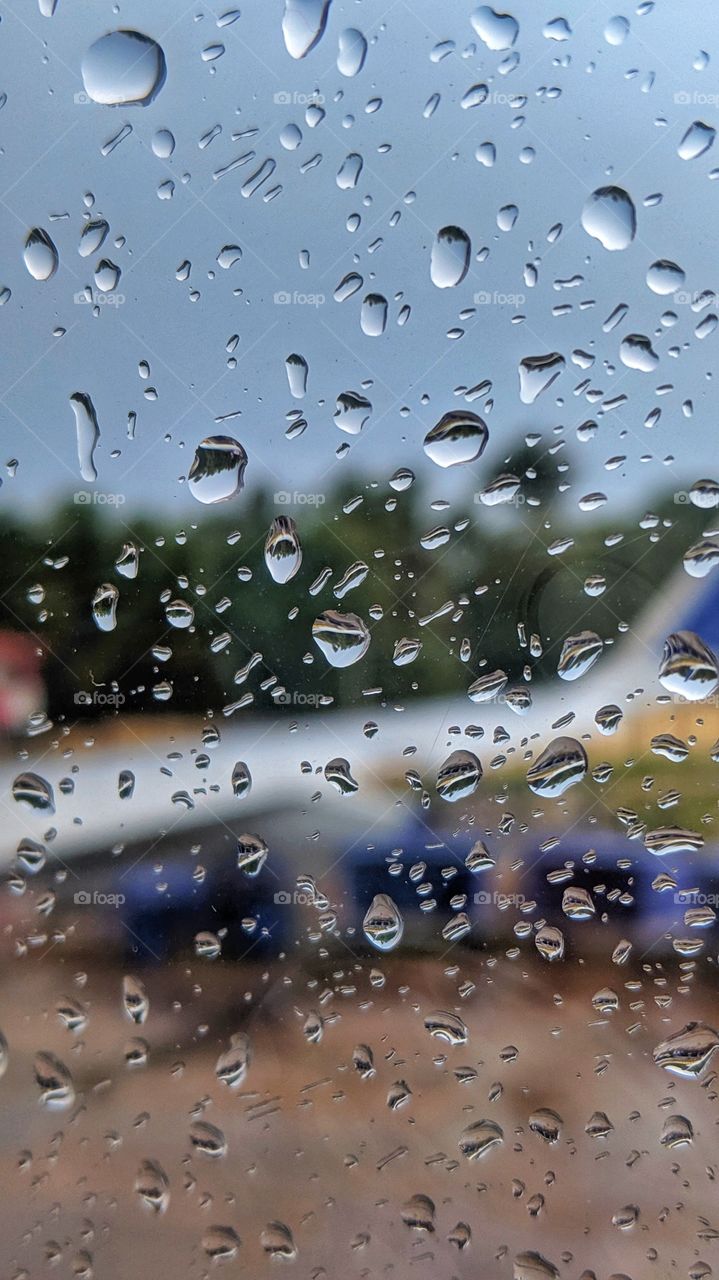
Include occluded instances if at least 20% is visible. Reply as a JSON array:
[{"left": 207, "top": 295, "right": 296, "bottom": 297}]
[{"left": 2, "top": 0, "right": 719, "bottom": 1277}]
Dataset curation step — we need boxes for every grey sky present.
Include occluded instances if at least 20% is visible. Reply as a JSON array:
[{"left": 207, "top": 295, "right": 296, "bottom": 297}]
[{"left": 0, "top": 0, "right": 717, "bottom": 521}]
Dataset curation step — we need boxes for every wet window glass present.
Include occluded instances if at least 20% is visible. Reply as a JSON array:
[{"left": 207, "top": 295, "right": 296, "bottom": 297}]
[{"left": 3, "top": 2, "right": 719, "bottom": 1277}]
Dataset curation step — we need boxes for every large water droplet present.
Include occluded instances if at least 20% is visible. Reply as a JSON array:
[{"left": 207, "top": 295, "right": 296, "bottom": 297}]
[
  {"left": 644, "top": 826, "right": 704, "bottom": 856},
  {"left": 95, "top": 259, "right": 121, "bottom": 292},
  {"left": 363, "top": 894, "right": 403, "bottom": 951},
  {"left": 92, "top": 582, "right": 119, "bottom": 632},
  {"left": 430, "top": 226, "right": 471, "bottom": 288},
  {"left": 424, "top": 1009, "right": 468, "bottom": 1045},
  {"left": 122, "top": 974, "right": 149, "bottom": 1023},
  {"left": 165, "top": 599, "right": 194, "bottom": 629},
  {"left": 684, "top": 538, "right": 719, "bottom": 578},
  {"left": 660, "top": 1114, "right": 694, "bottom": 1148},
  {"left": 557, "top": 630, "right": 603, "bottom": 680},
  {"left": 188, "top": 436, "right": 247, "bottom": 504},
  {"left": 653, "top": 1022, "right": 719, "bottom": 1077},
  {"left": 151, "top": 128, "right": 175, "bottom": 158},
  {"left": 236, "top": 833, "right": 269, "bottom": 876},
  {"left": 647, "top": 259, "right": 685, "bottom": 294},
  {"left": 459, "top": 1119, "right": 504, "bottom": 1159},
  {"left": 324, "top": 757, "right": 358, "bottom": 794},
  {"left": 535, "top": 924, "right": 565, "bottom": 960},
  {"left": 202, "top": 1227, "right": 241, "bottom": 1261},
  {"left": 115, "top": 542, "right": 138, "bottom": 579},
  {"left": 689, "top": 478, "right": 719, "bottom": 508},
  {"left": 513, "top": 1250, "right": 559, "bottom": 1280},
  {"left": 401, "top": 1193, "right": 436, "bottom": 1233},
  {"left": 312, "top": 609, "right": 370, "bottom": 667},
  {"left": 604, "top": 14, "right": 630, "bottom": 44},
  {"left": 34, "top": 1051, "right": 74, "bottom": 1109},
  {"left": 337, "top": 28, "right": 367, "bottom": 76},
  {"left": 70, "top": 392, "right": 100, "bottom": 483},
  {"left": 12, "top": 771, "right": 55, "bottom": 813},
  {"left": 468, "top": 669, "right": 507, "bottom": 702},
  {"left": 423, "top": 411, "right": 488, "bottom": 467},
  {"left": 658, "top": 630, "right": 719, "bottom": 700},
  {"left": 285, "top": 352, "right": 308, "bottom": 398},
  {"left": 678, "top": 120, "right": 716, "bottom": 160},
  {"left": 282, "top": 0, "right": 332, "bottom": 59},
  {"left": 470, "top": 6, "right": 519, "bottom": 50},
  {"left": 81, "top": 29, "right": 165, "bottom": 106},
  {"left": 334, "top": 390, "right": 372, "bottom": 434},
  {"left": 337, "top": 152, "right": 363, "bottom": 189},
  {"left": 229, "top": 761, "right": 251, "bottom": 800},
  {"left": 620, "top": 332, "right": 658, "bottom": 371},
  {"left": 261, "top": 1222, "right": 297, "bottom": 1260},
  {"left": 360, "top": 292, "right": 387, "bottom": 336},
  {"left": 134, "top": 1159, "right": 170, "bottom": 1213},
  {"left": 190, "top": 1120, "right": 228, "bottom": 1159},
  {"left": 518, "top": 353, "right": 565, "bottom": 404},
  {"left": 215, "top": 1031, "right": 251, "bottom": 1087},
  {"left": 265, "top": 516, "right": 302, "bottom": 583},
  {"left": 436, "top": 749, "right": 482, "bottom": 802},
  {"left": 562, "top": 886, "right": 595, "bottom": 920},
  {"left": 581, "top": 185, "right": 636, "bottom": 251},
  {"left": 81, "top": 30, "right": 166, "bottom": 106},
  {"left": 23, "top": 227, "right": 58, "bottom": 281},
  {"left": 526, "top": 737, "right": 588, "bottom": 797},
  {"left": 529, "top": 1107, "right": 563, "bottom": 1141},
  {"left": 78, "top": 218, "right": 109, "bottom": 258}
]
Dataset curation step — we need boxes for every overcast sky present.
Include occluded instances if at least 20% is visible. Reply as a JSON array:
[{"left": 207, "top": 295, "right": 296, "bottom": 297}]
[{"left": 0, "top": 0, "right": 717, "bottom": 523}]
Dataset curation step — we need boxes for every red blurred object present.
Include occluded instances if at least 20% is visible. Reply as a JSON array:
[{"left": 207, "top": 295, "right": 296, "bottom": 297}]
[{"left": 0, "top": 631, "right": 45, "bottom": 732}]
